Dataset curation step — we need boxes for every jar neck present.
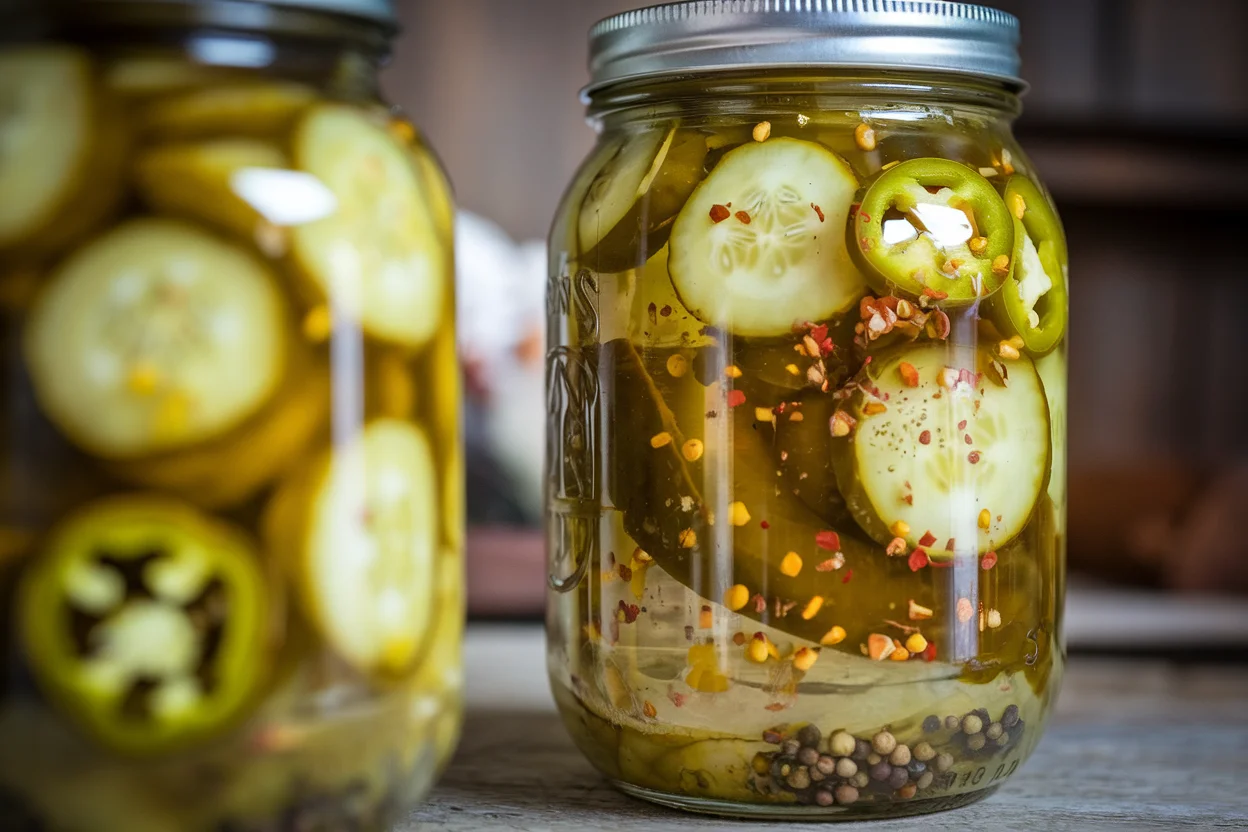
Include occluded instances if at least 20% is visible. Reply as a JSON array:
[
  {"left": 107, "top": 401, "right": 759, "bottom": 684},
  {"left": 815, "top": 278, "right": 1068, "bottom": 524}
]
[
  {"left": 586, "top": 70, "right": 1022, "bottom": 132},
  {"left": 26, "top": 1, "right": 392, "bottom": 98}
]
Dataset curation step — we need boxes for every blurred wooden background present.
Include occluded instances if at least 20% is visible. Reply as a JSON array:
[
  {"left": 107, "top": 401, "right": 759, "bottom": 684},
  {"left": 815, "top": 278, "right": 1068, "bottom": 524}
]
[{"left": 381, "top": 0, "right": 1248, "bottom": 593}]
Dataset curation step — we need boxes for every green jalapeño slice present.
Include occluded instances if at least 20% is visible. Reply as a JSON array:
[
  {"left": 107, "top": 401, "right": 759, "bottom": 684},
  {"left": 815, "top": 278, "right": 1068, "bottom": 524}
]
[
  {"left": 988, "top": 176, "right": 1069, "bottom": 355},
  {"left": 852, "top": 158, "right": 1014, "bottom": 305},
  {"left": 19, "top": 497, "right": 270, "bottom": 755}
]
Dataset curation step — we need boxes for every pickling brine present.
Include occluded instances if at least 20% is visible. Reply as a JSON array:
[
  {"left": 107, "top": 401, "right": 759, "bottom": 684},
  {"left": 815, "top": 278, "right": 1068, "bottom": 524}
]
[
  {"left": 0, "top": 2, "right": 462, "bottom": 829},
  {"left": 548, "top": 2, "right": 1064, "bottom": 820}
]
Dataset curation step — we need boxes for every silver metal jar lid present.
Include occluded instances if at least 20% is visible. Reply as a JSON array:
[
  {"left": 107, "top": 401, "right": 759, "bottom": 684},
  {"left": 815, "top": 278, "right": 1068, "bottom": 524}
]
[
  {"left": 57, "top": 0, "right": 397, "bottom": 25},
  {"left": 587, "top": 1, "right": 1022, "bottom": 94}
]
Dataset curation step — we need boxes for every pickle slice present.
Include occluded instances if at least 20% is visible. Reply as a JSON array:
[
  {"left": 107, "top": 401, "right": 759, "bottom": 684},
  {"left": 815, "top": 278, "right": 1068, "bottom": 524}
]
[
  {"left": 0, "top": 47, "right": 103, "bottom": 249},
  {"left": 1035, "top": 350, "right": 1066, "bottom": 518},
  {"left": 291, "top": 104, "right": 447, "bottom": 348},
  {"left": 133, "top": 139, "right": 289, "bottom": 243},
  {"left": 668, "top": 138, "right": 866, "bottom": 336},
  {"left": 18, "top": 496, "right": 270, "bottom": 754},
  {"left": 140, "top": 82, "right": 317, "bottom": 139},
  {"left": 23, "top": 219, "right": 289, "bottom": 459},
  {"left": 267, "top": 419, "right": 440, "bottom": 682},
  {"left": 832, "top": 342, "right": 1049, "bottom": 555},
  {"left": 579, "top": 125, "right": 708, "bottom": 273}
]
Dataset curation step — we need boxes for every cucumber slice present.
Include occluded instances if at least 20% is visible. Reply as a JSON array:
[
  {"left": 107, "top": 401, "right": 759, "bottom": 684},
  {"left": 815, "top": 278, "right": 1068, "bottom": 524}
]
[
  {"left": 23, "top": 219, "right": 289, "bottom": 459},
  {"left": 1034, "top": 350, "right": 1066, "bottom": 519},
  {"left": 291, "top": 104, "right": 447, "bottom": 348},
  {"left": 133, "top": 139, "right": 290, "bottom": 242},
  {"left": 668, "top": 138, "right": 866, "bottom": 337},
  {"left": 140, "top": 82, "right": 317, "bottom": 139},
  {"left": 579, "top": 126, "right": 708, "bottom": 273},
  {"left": 832, "top": 341, "right": 1049, "bottom": 555},
  {"left": 0, "top": 47, "right": 102, "bottom": 249},
  {"left": 269, "top": 419, "right": 440, "bottom": 682}
]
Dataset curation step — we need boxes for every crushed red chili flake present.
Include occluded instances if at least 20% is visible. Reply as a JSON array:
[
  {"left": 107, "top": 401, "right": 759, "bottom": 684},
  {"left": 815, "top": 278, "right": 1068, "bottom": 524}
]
[
  {"left": 841, "top": 569, "right": 853, "bottom": 584},
  {"left": 669, "top": 690, "right": 687, "bottom": 707},
  {"left": 945, "top": 538, "right": 956, "bottom": 551},
  {"left": 762, "top": 728, "right": 785, "bottom": 744},
  {"left": 899, "top": 361, "right": 920, "bottom": 387},
  {"left": 618, "top": 563, "right": 632, "bottom": 581},
  {"left": 981, "top": 551, "right": 998, "bottom": 570},
  {"left": 957, "top": 419, "right": 968, "bottom": 430},
  {"left": 816, "top": 530, "right": 841, "bottom": 551},
  {"left": 922, "top": 642, "right": 938, "bottom": 662},
  {"left": 709, "top": 204, "right": 730, "bottom": 223},
  {"left": 968, "top": 451, "right": 981, "bottom": 464},
  {"left": 727, "top": 389, "right": 747, "bottom": 408},
  {"left": 919, "top": 430, "right": 932, "bottom": 445},
  {"left": 760, "top": 520, "right": 770, "bottom": 529},
  {"left": 859, "top": 212, "right": 871, "bottom": 222},
  {"left": 908, "top": 549, "right": 929, "bottom": 571},
  {"left": 815, "top": 558, "right": 839, "bottom": 572},
  {"left": 752, "top": 594, "right": 767, "bottom": 613},
  {"left": 922, "top": 287, "right": 949, "bottom": 300},
  {"left": 735, "top": 210, "right": 752, "bottom": 224},
  {"left": 765, "top": 702, "right": 789, "bottom": 712},
  {"left": 616, "top": 600, "right": 640, "bottom": 623},
  {"left": 810, "top": 323, "right": 829, "bottom": 344},
  {"left": 811, "top": 203, "right": 826, "bottom": 222},
  {"left": 964, "top": 434, "right": 973, "bottom": 445},
  {"left": 918, "top": 530, "right": 937, "bottom": 547}
]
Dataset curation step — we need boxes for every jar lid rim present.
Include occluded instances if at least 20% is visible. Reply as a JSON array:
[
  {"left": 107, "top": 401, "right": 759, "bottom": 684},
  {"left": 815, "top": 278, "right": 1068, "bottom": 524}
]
[
  {"left": 45, "top": 0, "right": 397, "bottom": 26},
  {"left": 586, "top": 1, "right": 1022, "bottom": 94}
]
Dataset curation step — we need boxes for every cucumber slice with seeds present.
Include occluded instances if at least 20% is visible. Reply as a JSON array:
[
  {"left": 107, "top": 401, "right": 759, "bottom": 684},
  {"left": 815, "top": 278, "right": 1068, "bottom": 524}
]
[
  {"left": 832, "top": 341, "right": 1049, "bottom": 555},
  {"left": 1035, "top": 350, "right": 1066, "bottom": 521},
  {"left": 668, "top": 138, "right": 866, "bottom": 337},
  {"left": 579, "top": 125, "right": 708, "bottom": 273}
]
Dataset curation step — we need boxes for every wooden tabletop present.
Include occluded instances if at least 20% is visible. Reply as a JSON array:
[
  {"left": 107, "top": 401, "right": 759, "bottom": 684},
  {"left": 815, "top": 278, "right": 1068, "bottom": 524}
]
[{"left": 405, "top": 623, "right": 1248, "bottom": 830}]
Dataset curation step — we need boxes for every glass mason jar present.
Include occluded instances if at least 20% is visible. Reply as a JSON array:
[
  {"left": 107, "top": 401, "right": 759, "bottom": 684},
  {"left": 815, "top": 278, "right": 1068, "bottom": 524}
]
[
  {"left": 547, "top": 2, "right": 1066, "bottom": 820},
  {"left": 0, "top": 1, "right": 462, "bottom": 828}
]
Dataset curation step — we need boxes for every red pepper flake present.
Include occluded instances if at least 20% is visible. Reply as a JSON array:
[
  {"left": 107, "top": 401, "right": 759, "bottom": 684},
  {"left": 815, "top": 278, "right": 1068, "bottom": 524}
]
[
  {"left": 908, "top": 549, "right": 929, "bottom": 571},
  {"left": 981, "top": 551, "right": 998, "bottom": 570},
  {"left": 918, "top": 530, "right": 937, "bottom": 547},
  {"left": 849, "top": 202, "right": 861, "bottom": 217},
  {"left": 841, "top": 569, "right": 853, "bottom": 584},
  {"left": 922, "top": 642, "right": 938, "bottom": 662},
  {"left": 859, "top": 212, "right": 871, "bottom": 222},
  {"left": 810, "top": 323, "right": 829, "bottom": 344},
  {"left": 903, "top": 494, "right": 914, "bottom": 505},
  {"left": 922, "top": 287, "right": 949, "bottom": 300},
  {"left": 765, "top": 702, "right": 789, "bottom": 712},
  {"left": 616, "top": 600, "right": 640, "bottom": 624},
  {"left": 643, "top": 700, "right": 657, "bottom": 718},
  {"left": 964, "top": 434, "right": 972, "bottom": 445},
  {"left": 944, "top": 538, "right": 956, "bottom": 551},
  {"left": 660, "top": 304, "right": 672, "bottom": 317},
  {"left": 752, "top": 593, "right": 767, "bottom": 613},
  {"left": 669, "top": 690, "right": 687, "bottom": 707},
  {"left": 811, "top": 203, "right": 826, "bottom": 222},
  {"left": 968, "top": 451, "right": 981, "bottom": 464},
  {"left": 617, "top": 563, "right": 633, "bottom": 581},
  {"left": 727, "top": 389, "right": 747, "bottom": 408},
  {"left": 815, "top": 530, "right": 841, "bottom": 551},
  {"left": 919, "top": 430, "right": 932, "bottom": 445},
  {"left": 821, "top": 337, "right": 835, "bottom": 354},
  {"left": 760, "top": 520, "right": 770, "bottom": 530},
  {"left": 899, "top": 361, "right": 920, "bottom": 387},
  {"left": 957, "top": 419, "right": 968, "bottom": 430},
  {"left": 735, "top": 210, "right": 752, "bottom": 224},
  {"left": 709, "top": 204, "right": 730, "bottom": 223},
  {"left": 815, "top": 558, "right": 839, "bottom": 572}
]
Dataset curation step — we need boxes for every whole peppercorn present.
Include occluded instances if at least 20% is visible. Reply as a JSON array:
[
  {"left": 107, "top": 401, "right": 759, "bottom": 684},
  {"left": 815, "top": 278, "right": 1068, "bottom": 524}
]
[
  {"left": 966, "top": 732, "right": 987, "bottom": 752},
  {"left": 798, "top": 746, "right": 820, "bottom": 767},
  {"left": 889, "top": 744, "right": 912, "bottom": 766},
  {"left": 994, "top": 733, "right": 1010, "bottom": 748},
  {"left": 771, "top": 756, "right": 796, "bottom": 779},
  {"left": 888, "top": 766, "right": 910, "bottom": 790},
  {"left": 829, "top": 730, "right": 856, "bottom": 757},
  {"left": 867, "top": 753, "right": 882, "bottom": 765},
  {"left": 835, "top": 758, "right": 858, "bottom": 778},
  {"left": 916, "top": 771, "right": 934, "bottom": 790},
  {"left": 913, "top": 741, "right": 936, "bottom": 762},
  {"left": 907, "top": 760, "right": 927, "bottom": 776},
  {"left": 798, "top": 724, "right": 822, "bottom": 748},
  {"left": 897, "top": 782, "right": 918, "bottom": 799},
  {"left": 944, "top": 715, "right": 960, "bottom": 730},
  {"left": 971, "top": 707, "right": 990, "bottom": 724},
  {"left": 985, "top": 722, "right": 1004, "bottom": 741},
  {"left": 815, "top": 788, "right": 835, "bottom": 807},
  {"left": 871, "top": 730, "right": 897, "bottom": 755},
  {"left": 935, "top": 752, "right": 954, "bottom": 772},
  {"left": 869, "top": 761, "right": 892, "bottom": 782},
  {"left": 961, "top": 714, "right": 984, "bottom": 735},
  {"left": 816, "top": 755, "right": 837, "bottom": 775},
  {"left": 787, "top": 767, "right": 812, "bottom": 790},
  {"left": 781, "top": 739, "right": 801, "bottom": 756},
  {"left": 835, "top": 784, "right": 860, "bottom": 805},
  {"left": 795, "top": 789, "right": 816, "bottom": 805},
  {"left": 1001, "top": 704, "right": 1020, "bottom": 728},
  {"left": 809, "top": 766, "right": 826, "bottom": 783},
  {"left": 850, "top": 771, "right": 870, "bottom": 789},
  {"left": 923, "top": 714, "right": 941, "bottom": 733},
  {"left": 852, "top": 739, "right": 872, "bottom": 761}
]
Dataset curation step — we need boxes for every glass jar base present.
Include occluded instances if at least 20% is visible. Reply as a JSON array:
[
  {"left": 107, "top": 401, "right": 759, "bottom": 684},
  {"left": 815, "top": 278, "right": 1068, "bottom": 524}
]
[{"left": 611, "top": 780, "right": 1000, "bottom": 821}]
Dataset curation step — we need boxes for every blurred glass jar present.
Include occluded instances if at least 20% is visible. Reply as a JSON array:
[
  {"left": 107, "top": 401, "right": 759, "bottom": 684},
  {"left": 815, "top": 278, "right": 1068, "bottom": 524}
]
[
  {"left": 0, "top": 1, "right": 462, "bottom": 828},
  {"left": 547, "top": 2, "right": 1066, "bottom": 820}
]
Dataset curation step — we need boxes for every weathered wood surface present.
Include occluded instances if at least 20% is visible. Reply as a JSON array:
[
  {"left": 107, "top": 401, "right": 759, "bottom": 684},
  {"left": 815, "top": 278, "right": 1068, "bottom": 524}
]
[{"left": 403, "top": 627, "right": 1248, "bottom": 831}]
